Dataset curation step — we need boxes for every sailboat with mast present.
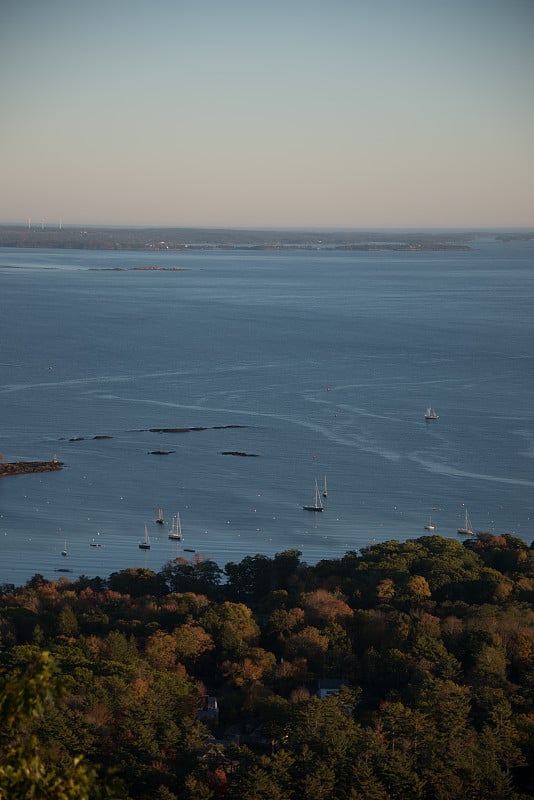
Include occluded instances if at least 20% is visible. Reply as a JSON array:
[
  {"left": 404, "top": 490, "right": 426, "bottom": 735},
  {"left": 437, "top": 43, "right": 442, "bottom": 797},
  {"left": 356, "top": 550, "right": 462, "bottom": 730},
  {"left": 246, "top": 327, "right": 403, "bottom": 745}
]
[
  {"left": 425, "top": 406, "right": 439, "bottom": 421},
  {"left": 156, "top": 507, "right": 164, "bottom": 525},
  {"left": 139, "top": 525, "right": 151, "bottom": 550},
  {"left": 303, "top": 479, "right": 323, "bottom": 512},
  {"left": 322, "top": 475, "right": 328, "bottom": 498},
  {"left": 457, "top": 509, "right": 474, "bottom": 536},
  {"left": 168, "top": 513, "right": 183, "bottom": 541}
]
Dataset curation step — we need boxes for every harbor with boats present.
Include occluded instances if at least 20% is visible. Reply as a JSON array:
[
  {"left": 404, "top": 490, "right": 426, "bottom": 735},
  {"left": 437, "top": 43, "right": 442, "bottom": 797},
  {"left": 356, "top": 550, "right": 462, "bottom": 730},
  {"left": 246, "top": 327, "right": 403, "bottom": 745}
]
[
  {"left": 0, "top": 240, "right": 532, "bottom": 585},
  {"left": 0, "top": 386, "right": 526, "bottom": 583}
]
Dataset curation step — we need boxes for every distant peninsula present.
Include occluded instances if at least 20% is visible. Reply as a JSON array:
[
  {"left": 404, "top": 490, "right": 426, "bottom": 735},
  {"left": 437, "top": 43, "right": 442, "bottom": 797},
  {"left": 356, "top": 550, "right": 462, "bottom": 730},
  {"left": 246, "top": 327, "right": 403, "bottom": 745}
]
[
  {"left": 0, "top": 224, "right": 482, "bottom": 252},
  {"left": 0, "top": 459, "right": 63, "bottom": 479}
]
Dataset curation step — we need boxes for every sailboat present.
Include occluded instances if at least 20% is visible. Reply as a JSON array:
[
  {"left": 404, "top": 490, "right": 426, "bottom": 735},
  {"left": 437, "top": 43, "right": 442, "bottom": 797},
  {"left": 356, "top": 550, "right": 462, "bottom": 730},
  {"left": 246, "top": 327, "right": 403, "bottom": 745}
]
[
  {"left": 168, "top": 513, "right": 183, "bottom": 541},
  {"left": 425, "top": 406, "right": 439, "bottom": 421},
  {"left": 156, "top": 507, "right": 164, "bottom": 525},
  {"left": 61, "top": 540, "right": 68, "bottom": 557},
  {"left": 457, "top": 509, "right": 474, "bottom": 536},
  {"left": 322, "top": 475, "right": 328, "bottom": 498},
  {"left": 424, "top": 516, "right": 435, "bottom": 531},
  {"left": 303, "top": 479, "right": 323, "bottom": 512},
  {"left": 139, "top": 525, "right": 151, "bottom": 549}
]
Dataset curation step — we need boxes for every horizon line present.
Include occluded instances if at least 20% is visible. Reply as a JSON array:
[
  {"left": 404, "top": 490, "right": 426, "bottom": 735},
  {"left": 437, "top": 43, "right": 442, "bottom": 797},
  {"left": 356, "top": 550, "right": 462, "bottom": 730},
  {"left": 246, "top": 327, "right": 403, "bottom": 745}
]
[{"left": 1, "top": 222, "right": 533, "bottom": 233}]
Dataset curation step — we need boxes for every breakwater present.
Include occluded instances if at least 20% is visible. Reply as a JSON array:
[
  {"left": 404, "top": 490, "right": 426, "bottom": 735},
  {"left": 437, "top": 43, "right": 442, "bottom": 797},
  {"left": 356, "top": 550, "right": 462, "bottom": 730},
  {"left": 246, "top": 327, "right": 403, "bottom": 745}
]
[{"left": 0, "top": 460, "right": 63, "bottom": 479}]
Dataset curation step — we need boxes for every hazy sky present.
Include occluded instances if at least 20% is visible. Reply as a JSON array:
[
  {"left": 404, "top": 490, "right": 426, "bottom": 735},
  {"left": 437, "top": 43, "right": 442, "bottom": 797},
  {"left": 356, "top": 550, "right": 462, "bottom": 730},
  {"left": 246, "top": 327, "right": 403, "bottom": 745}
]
[{"left": 1, "top": 0, "right": 533, "bottom": 228}]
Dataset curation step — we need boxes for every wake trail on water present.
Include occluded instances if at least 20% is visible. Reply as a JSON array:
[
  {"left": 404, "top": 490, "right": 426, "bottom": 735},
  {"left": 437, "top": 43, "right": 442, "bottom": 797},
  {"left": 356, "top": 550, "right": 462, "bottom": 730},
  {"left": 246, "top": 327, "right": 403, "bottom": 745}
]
[
  {"left": 0, "top": 360, "right": 303, "bottom": 394},
  {"left": 408, "top": 452, "right": 534, "bottom": 488}
]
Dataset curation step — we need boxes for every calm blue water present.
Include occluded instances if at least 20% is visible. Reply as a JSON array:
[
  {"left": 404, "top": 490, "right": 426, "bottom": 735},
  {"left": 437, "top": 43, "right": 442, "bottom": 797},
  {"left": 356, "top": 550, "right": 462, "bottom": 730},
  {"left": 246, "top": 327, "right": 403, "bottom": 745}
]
[{"left": 1, "top": 241, "right": 533, "bottom": 586}]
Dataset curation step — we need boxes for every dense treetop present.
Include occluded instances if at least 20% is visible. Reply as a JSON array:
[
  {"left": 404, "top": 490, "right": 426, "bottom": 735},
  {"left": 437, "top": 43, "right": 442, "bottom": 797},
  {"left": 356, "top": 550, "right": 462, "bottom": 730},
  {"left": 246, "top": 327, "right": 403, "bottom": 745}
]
[{"left": 1, "top": 533, "right": 533, "bottom": 799}]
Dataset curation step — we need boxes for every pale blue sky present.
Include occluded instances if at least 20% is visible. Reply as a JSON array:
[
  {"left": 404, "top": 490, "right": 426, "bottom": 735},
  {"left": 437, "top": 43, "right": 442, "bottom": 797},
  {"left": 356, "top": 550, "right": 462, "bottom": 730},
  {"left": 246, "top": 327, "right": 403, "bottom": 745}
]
[{"left": 1, "top": 0, "right": 533, "bottom": 228}]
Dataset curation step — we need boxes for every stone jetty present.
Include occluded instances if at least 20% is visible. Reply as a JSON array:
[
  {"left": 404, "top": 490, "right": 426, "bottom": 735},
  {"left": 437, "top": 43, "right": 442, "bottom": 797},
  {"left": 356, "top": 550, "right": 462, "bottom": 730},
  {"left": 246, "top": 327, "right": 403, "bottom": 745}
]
[{"left": 0, "top": 459, "right": 63, "bottom": 479}]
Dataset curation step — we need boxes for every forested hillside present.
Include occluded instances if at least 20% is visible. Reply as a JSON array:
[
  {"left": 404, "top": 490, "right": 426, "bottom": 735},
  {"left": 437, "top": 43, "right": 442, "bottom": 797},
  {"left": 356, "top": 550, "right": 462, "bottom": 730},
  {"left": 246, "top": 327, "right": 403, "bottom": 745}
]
[{"left": 1, "top": 533, "right": 533, "bottom": 799}]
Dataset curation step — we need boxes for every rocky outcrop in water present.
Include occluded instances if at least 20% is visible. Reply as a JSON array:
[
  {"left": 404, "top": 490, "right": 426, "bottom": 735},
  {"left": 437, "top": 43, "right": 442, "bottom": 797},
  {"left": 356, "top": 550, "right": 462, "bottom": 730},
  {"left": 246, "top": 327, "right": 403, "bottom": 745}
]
[
  {"left": 221, "top": 451, "right": 259, "bottom": 457},
  {"left": 0, "top": 460, "right": 63, "bottom": 478}
]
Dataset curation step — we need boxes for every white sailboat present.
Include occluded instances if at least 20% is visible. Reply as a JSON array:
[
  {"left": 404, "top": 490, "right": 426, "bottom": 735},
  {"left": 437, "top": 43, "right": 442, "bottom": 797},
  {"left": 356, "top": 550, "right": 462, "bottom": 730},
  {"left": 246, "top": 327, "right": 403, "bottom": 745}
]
[
  {"left": 425, "top": 406, "right": 439, "bottom": 421},
  {"left": 61, "top": 540, "right": 68, "bottom": 557},
  {"left": 322, "top": 475, "right": 328, "bottom": 498},
  {"left": 168, "top": 513, "right": 183, "bottom": 541},
  {"left": 156, "top": 507, "right": 164, "bottom": 525},
  {"left": 424, "top": 516, "right": 435, "bottom": 531},
  {"left": 457, "top": 509, "right": 474, "bottom": 536},
  {"left": 139, "top": 525, "right": 151, "bottom": 549},
  {"left": 303, "top": 479, "right": 323, "bottom": 512}
]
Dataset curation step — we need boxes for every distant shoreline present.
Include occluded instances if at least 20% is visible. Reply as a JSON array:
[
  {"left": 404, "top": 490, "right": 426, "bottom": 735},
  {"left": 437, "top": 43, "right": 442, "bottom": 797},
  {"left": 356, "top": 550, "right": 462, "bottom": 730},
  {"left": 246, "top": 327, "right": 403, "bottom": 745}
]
[{"left": 0, "top": 224, "right": 484, "bottom": 252}]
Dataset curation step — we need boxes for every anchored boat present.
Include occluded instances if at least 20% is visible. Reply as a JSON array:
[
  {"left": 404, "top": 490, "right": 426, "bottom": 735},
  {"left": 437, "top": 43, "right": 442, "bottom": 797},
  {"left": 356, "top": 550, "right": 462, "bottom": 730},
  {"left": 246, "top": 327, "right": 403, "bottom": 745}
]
[
  {"left": 303, "top": 479, "right": 323, "bottom": 512},
  {"left": 168, "top": 513, "right": 183, "bottom": 541},
  {"left": 139, "top": 525, "right": 151, "bottom": 549},
  {"left": 457, "top": 509, "right": 474, "bottom": 536},
  {"left": 425, "top": 406, "right": 439, "bottom": 421}
]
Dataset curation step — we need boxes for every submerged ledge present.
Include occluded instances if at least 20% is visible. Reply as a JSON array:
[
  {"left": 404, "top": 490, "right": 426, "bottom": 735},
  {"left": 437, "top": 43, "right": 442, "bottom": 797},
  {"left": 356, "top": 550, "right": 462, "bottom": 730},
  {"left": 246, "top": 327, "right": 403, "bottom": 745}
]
[
  {"left": 221, "top": 451, "right": 259, "bottom": 457},
  {"left": 0, "top": 460, "right": 63, "bottom": 479},
  {"left": 142, "top": 424, "right": 248, "bottom": 433}
]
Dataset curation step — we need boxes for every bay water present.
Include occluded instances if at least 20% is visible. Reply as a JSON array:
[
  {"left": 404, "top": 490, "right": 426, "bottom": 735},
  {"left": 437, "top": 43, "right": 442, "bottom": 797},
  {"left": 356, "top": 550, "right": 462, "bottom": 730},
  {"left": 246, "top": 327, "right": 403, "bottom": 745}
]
[{"left": 1, "top": 240, "right": 533, "bottom": 587}]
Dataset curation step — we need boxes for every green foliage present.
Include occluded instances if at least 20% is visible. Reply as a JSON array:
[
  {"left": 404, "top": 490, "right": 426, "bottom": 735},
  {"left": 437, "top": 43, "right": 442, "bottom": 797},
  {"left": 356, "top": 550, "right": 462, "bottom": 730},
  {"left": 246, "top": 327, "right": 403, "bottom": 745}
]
[
  {"left": 57, "top": 604, "right": 79, "bottom": 636},
  {"left": 223, "top": 550, "right": 305, "bottom": 606},
  {"left": 224, "top": 554, "right": 275, "bottom": 601},
  {"left": 101, "top": 630, "right": 139, "bottom": 664},
  {"left": 201, "top": 601, "right": 260, "bottom": 660},
  {"left": 108, "top": 568, "right": 167, "bottom": 598},
  {"left": 0, "top": 652, "right": 124, "bottom": 799},
  {"left": 160, "top": 556, "right": 222, "bottom": 595},
  {"left": 1, "top": 534, "right": 533, "bottom": 799}
]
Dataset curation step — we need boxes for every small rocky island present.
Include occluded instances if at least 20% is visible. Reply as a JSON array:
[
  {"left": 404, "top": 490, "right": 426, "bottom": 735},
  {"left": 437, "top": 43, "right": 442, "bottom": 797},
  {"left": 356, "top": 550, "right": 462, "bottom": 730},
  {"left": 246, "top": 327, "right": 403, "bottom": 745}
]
[
  {"left": 0, "top": 459, "right": 63, "bottom": 479},
  {"left": 221, "top": 451, "right": 259, "bottom": 457}
]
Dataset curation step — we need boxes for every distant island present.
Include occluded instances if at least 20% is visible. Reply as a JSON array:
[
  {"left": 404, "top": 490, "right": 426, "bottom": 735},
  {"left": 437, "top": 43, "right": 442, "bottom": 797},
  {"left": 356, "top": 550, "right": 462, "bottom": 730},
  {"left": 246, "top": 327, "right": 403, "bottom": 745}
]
[{"left": 0, "top": 224, "right": 484, "bottom": 252}]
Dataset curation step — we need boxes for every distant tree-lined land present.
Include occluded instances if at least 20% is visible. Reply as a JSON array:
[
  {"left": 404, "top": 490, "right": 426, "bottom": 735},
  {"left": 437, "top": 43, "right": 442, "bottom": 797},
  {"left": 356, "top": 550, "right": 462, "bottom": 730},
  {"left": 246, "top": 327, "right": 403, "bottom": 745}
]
[
  {"left": 0, "top": 224, "right": 482, "bottom": 252},
  {"left": 1, "top": 533, "right": 533, "bottom": 799}
]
